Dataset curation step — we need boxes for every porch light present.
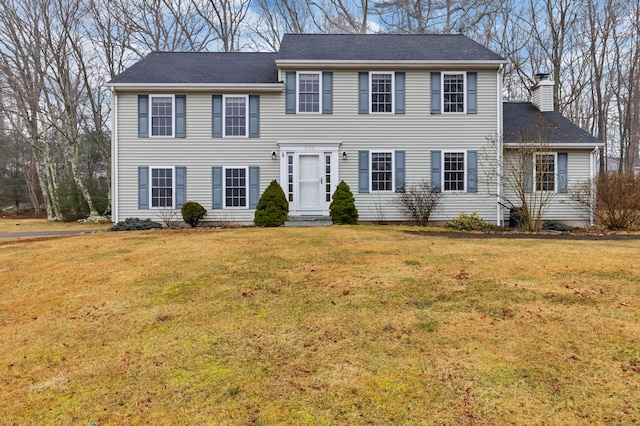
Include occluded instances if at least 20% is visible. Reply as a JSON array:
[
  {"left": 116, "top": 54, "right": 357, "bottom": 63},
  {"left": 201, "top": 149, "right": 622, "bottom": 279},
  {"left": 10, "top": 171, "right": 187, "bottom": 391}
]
[
  {"left": 271, "top": 151, "right": 277, "bottom": 160},
  {"left": 342, "top": 151, "right": 347, "bottom": 160}
]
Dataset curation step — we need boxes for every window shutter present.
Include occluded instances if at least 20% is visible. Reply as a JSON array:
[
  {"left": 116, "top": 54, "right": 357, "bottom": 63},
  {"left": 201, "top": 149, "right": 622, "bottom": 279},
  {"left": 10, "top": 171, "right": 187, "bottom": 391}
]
[
  {"left": 175, "top": 166, "right": 186, "bottom": 208},
  {"left": 212, "top": 166, "right": 223, "bottom": 209},
  {"left": 524, "top": 154, "right": 533, "bottom": 193},
  {"left": 286, "top": 71, "right": 296, "bottom": 114},
  {"left": 138, "top": 95, "right": 149, "bottom": 138},
  {"left": 430, "top": 72, "right": 441, "bottom": 114},
  {"left": 322, "top": 72, "right": 333, "bottom": 114},
  {"left": 395, "top": 150, "right": 406, "bottom": 192},
  {"left": 138, "top": 166, "right": 149, "bottom": 209},
  {"left": 558, "top": 152, "right": 568, "bottom": 193},
  {"left": 358, "top": 150, "right": 369, "bottom": 193},
  {"left": 212, "top": 95, "right": 222, "bottom": 138},
  {"left": 467, "top": 150, "right": 478, "bottom": 193},
  {"left": 395, "top": 72, "right": 405, "bottom": 114},
  {"left": 430, "top": 150, "right": 442, "bottom": 192},
  {"left": 249, "top": 95, "right": 260, "bottom": 138},
  {"left": 249, "top": 166, "right": 260, "bottom": 208},
  {"left": 175, "top": 95, "right": 186, "bottom": 138},
  {"left": 467, "top": 72, "right": 477, "bottom": 114},
  {"left": 358, "top": 72, "right": 369, "bottom": 114}
]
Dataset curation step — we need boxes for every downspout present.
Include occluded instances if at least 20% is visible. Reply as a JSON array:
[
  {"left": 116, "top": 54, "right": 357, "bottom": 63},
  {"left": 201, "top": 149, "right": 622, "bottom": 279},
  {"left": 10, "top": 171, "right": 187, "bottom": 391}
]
[
  {"left": 111, "top": 88, "right": 119, "bottom": 224},
  {"left": 496, "top": 64, "right": 504, "bottom": 226},
  {"left": 589, "top": 146, "right": 598, "bottom": 227}
]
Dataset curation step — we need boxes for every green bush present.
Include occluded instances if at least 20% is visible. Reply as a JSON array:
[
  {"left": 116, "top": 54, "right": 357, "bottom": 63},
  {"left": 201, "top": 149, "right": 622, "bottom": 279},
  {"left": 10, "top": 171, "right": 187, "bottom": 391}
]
[
  {"left": 447, "top": 211, "right": 491, "bottom": 232},
  {"left": 542, "top": 221, "right": 573, "bottom": 232},
  {"left": 254, "top": 180, "right": 288, "bottom": 227},
  {"left": 181, "top": 201, "right": 207, "bottom": 228},
  {"left": 56, "top": 176, "right": 110, "bottom": 221},
  {"left": 330, "top": 180, "right": 358, "bottom": 224},
  {"left": 109, "top": 217, "right": 163, "bottom": 231}
]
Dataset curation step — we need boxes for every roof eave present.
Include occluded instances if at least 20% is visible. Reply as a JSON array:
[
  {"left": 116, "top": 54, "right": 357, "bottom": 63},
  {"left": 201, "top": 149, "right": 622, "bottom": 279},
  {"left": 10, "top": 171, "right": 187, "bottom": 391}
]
[
  {"left": 105, "top": 82, "right": 283, "bottom": 92},
  {"left": 275, "top": 59, "right": 506, "bottom": 69},
  {"left": 504, "top": 142, "right": 604, "bottom": 149}
]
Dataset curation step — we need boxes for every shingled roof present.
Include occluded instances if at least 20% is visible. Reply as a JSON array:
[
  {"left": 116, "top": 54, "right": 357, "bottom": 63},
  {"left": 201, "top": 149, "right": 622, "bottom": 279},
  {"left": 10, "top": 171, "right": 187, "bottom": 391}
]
[
  {"left": 108, "top": 52, "right": 278, "bottom": 85},
  {"left": 277, "top": 33, "right": 505, "bottom": 62},
  {"left": 503, "top": 102, "right": 602, "bottom": 146}
]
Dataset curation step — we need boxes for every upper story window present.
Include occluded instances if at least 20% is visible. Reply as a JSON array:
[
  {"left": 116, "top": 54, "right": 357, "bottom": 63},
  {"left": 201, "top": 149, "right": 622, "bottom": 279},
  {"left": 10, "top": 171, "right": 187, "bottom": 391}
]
[
  {"left": 443, "top": 152, "right": 465, "bottom": 191},
  {"left": 371, "top": 151, "right": 394, "bottom": 191},
  {"left": 535, "top": 153, "right": 556, "bottom": 191},
  {"left": 151, "top": 167, "right": 173, "bottom": 207},
  {"left": 297, "top": 72, "right": 321, "bottom": 113},
  {"left": 443, "top": 73, "right": 465, "bottom": 113},
  {"left": 224, "top": 95, "right": 248, "bottom": 137},
  {"left": 370, "top": 72, "right": 394, "bottom": 113},
  {"left": 150, "top": 95, "right": 174, "bottom": 136}
]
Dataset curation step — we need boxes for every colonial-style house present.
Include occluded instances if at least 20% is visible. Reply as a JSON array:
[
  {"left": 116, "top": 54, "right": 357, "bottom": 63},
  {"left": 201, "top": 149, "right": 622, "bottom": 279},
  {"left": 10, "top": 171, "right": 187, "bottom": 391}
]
[{"left": 107, "top": 34, "right": 602, "bottom": 226}]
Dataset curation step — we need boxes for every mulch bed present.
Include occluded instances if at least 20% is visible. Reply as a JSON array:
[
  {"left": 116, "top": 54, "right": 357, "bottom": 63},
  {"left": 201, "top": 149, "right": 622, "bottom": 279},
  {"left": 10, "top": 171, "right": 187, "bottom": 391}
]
[{"left": 405, "top": 230, "right": 640, "bottom": 241}]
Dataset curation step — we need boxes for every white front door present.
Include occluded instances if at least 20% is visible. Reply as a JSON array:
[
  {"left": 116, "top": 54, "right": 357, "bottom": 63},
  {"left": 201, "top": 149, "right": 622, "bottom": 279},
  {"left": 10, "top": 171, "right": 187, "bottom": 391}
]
[{"left": 298, "top": 154, "right": 322, "bottom": 210}]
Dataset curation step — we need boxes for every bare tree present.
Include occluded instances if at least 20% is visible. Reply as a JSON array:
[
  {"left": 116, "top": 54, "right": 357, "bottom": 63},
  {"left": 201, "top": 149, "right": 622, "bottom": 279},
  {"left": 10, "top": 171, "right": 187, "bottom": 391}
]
[{"left": 193, "top": 0, "right": 253, "bottom": 52}]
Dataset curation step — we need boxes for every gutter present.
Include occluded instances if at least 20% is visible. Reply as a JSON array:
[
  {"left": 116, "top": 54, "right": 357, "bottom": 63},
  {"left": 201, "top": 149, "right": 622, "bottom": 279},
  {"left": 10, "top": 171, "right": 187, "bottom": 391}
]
[
  {"left": 275, "top": 59, "right": 507, "bottom": 70},
  {"left": 111, "top": 87, "right": 118, "bottom": 223},
  {"left": 105, "top": 83, "right": 284, "bottom": 93},
  {"left": 496, "top": 64, "right": 503, "bottom": 226},
  {"left": 504, "top": 142, "right": 605, "bottom": 149}
]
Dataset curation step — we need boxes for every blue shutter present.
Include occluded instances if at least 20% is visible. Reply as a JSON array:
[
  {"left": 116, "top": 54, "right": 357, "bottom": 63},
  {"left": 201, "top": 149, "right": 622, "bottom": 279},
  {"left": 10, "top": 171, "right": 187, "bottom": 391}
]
[
  {"left": 430, "top": 150, "right": 442, "bottom": 192},
  {"left": 175, "top": 166, "right": 186, "bottom": 208},
  {"left": 467, "top": 150, "right": 478, "bottom": 193},
  {"left": 558, "top": 152, "right": 568, "bottom": 193},
  {"left": 467, "top": 72, "right": 477, "bottom": 114},
  {"left": 212, "top": 95, "right": 222, "bottom": 138},
  {"left": 175, "top": 95, "right": 186, "bottom": 138},
  {"left": 524, "top": 154, "right": 534, "bottom": 193},
  {"left": 430, "top": 72, "right": 441, "bottom": 114},
  {"left": 395, "top": 150, "right": 406, "bottom": 192},
  {"left": 358, "top": 150, "right": 369, "bottom": 193},
  {"left": 286, "top": 71, "right": 296, "bottom": 114},
  {"left": 322, "top": 72, "right": 333, "bottom": 114},
  {"left": 138, "top": 95, "right": 149, "bottom": 138},
  {"left": 358, "top": 72, "right": 369, "bottom": 114},
  {"left": 212, "top": 166, "right": 223, "bottom": 209},
  {"left": 249, "top": 95, "right": 260, "bottom": 138},
  {"left": 249, "top": 166, "right": 260, "bottom": 208},
  {"left": 138, "top": 166, "right": 149, "bottom": 209},
  {"left": 395, "top": 72, "right": 405, "bottom": 114}
]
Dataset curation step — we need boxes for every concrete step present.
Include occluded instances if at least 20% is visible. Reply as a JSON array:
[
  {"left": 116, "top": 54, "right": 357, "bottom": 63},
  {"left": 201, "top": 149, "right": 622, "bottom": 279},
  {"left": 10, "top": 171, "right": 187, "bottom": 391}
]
[{"left": 284, "top": 216, "right": 333, "bottom": 227}]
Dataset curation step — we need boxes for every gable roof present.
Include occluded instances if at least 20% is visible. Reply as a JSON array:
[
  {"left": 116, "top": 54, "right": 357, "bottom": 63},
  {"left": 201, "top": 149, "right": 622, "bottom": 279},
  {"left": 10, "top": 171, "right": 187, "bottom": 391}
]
[
  {"left": 277, "top": 33, "right": 505, "bottom": 62},
  {"left": 107, "top": 52, "right": 279, "bottom": 86},
  {"left": 503, "top": 102, "right": 602, "bottom": 147}
]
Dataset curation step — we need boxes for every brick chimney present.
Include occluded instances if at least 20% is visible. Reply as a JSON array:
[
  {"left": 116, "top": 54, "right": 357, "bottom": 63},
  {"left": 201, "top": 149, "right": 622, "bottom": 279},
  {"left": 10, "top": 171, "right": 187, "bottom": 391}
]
[{"left": 531, "top": 73, "right": 554, "bottom": 112}]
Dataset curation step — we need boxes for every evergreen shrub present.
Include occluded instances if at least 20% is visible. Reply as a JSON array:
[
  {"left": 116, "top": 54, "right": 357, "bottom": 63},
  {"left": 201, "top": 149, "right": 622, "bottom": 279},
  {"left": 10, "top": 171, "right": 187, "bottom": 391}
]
[
  {"left": 181, "top": 201, "right": 207, "bottom": 228},
  {"left": 109, "top": 217, "right": 163, "bottom": 231},
  {"left": 329, "top": 180, "right": 358, "bottom": 224},
  {"left": 254, "top": 180, "right": 288, "bottom": 227},
  {"left": 447, "top": 211, "right": 491, "bottom": 232}
]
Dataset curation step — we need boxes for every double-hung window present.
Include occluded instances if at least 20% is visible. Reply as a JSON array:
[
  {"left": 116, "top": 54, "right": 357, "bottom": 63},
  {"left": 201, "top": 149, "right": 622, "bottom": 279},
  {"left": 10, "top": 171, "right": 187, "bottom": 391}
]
[
  {"left": 297, "top": 72, "right": 321, "bottom": 113},
  {"left": 535, "top": 153, "right": 556, "bottom": 191},
  {"left": 370, "top": 72, "right": 394, "bottom": 113},
  {"left": 151, "top": 167, "right": 173, "bottom": 207},
  {"left": 150, "top": 95, "right": 174, "bottom": 136},
  {"left": 371, "top": 151, "right": 394, "bottom": 191},
  {"left": 225, "top": 167, "right": 248, "bottom": 208},
  {"left": 443, "top": 72, "right": 465, "bottom": 113},
  {"left": 443, "top": 152, "right": 465, "bottom": 191},
  {"left": 224, "top": 95, "right": 248, "bottom": 137}
]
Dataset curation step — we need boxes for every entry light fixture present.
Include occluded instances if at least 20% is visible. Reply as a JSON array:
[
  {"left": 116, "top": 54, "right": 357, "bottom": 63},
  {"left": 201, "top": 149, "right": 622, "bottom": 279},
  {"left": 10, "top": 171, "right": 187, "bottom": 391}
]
[
  {"left": 271, "top": 151, "right": 277, "bottom": 160},
  {"left": 342, "top": 151, "right": 347, "bottom": 160}
]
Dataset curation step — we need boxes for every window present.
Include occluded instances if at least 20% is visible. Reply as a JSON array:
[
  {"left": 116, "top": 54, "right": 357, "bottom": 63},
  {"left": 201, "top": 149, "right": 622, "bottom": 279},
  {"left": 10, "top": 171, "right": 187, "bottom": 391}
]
[
  {"left": 325, "top": 154, "right": 332, "bottom": 202},
  {"left": 443, "top": 152, "right": 465, "bottom": 191},
  {"left": 224, "top": 96, "right": 247, "bottom": 137},
  {"left": 225, "top": 167, "right": 247, "bottom": 207},
  {"left": 150, "top": 95, "right": 174, "bottom": 136},
  {"left": 298, "top": 73, "right": 321, "bottom": 113},
  {"left": 443, "top": 73, "right": 465, "bottom": 113},
  {"left": 371, "top": 151, "right": 393, "bottom": 191},
  {"left": 535, "top": 153, "right": 556, "bottom": 191},
  {"left": 371, "top": 73, "right": 394, "bottom": 113},
  {"left": 151, "top": 167, "right": 173, "bottom": 207}
]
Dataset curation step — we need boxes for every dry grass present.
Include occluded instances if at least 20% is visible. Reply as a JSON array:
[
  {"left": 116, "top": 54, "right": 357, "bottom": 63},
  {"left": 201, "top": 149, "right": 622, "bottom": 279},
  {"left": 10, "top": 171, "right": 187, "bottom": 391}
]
[
  {"left": 0, "top": 219, "right": 110, "bottom": 234},
  {"left": 0, "top": 225, "right": 639, "bottom": 424}
]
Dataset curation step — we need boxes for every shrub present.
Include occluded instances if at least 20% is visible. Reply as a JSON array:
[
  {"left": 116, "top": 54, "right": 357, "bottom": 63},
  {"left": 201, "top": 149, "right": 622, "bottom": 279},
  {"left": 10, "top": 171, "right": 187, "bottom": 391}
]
[
  {"left": 398, "top": 179, "right": 442, "bottom": 226},
  {"left": 447, "top": 211, "right": 491, "bottom": 232},
  {"left": 542, "top": 221, "right": 573, "bottom": 232},
  {"left": 181, "top": 201, "right": 207, "bottom": 228},
  {"left": 330, "top": 180, "right": 358, "bottom": 224},
  {"left": 254, "top": 180, "right": 288, "bottom": 227},
  {"left": 109, "top": 217, "right": 163, "bottom": 231}
]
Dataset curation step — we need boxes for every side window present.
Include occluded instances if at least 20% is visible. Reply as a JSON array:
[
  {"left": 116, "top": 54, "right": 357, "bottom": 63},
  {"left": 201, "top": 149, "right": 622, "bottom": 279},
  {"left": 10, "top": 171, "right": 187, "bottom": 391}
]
[{"left": 535, "top": 153, "right": 556, "bottom": 191}]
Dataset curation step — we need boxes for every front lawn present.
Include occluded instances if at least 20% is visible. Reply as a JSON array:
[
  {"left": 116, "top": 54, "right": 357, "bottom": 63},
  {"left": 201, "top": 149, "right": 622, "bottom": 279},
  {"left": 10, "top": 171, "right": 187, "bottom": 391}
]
[{"left": 0, "top": 226, "right": 638, "bottom": 424}]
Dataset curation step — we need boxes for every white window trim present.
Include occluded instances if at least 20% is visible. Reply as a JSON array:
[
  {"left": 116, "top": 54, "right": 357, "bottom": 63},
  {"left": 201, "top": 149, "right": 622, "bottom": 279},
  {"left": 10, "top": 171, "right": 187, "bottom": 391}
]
[
  {"left": 296, "top": 71, "right": 322, "bottom": 114},
  {"left": 442, "top": 150, "right": 467, "bottom": 193},
  {"left": 149, "top": 166, "right": 175, "bottom": 208},
  {"left": 222, "top": 95, "right": 249, "bottom": 138},
  {"left": 149, "top": 95, "right": 175, "bottom": 137},
  {"left": 441, "top": 71, "right": 467, "bottom": 114},
  {"left": 370, "top": 150, "right": 395, "bottom": 192},
  {"left": 533, "top": 152, "right": 557, "bottom": 193},
  {"left": 369, "top": 71, "right": 395, "bottom": 114},
  {"left": 223, "top": 166, "right": 250, "bottom": 209}
]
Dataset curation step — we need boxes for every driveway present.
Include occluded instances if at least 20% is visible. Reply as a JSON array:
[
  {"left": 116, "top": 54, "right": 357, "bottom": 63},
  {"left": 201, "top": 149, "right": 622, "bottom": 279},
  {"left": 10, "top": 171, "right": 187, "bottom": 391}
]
[{"left": 0, "top": 230, "right": 96, "bottom": 239}]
